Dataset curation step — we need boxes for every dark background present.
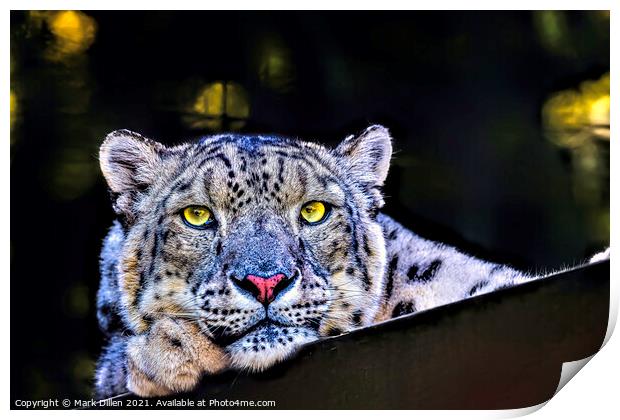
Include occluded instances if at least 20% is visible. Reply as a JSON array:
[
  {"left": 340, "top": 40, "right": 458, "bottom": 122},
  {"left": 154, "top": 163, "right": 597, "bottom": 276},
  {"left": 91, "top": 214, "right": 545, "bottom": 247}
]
[{"left": 10, "top": 11, "right": 609, "bottom": 401}]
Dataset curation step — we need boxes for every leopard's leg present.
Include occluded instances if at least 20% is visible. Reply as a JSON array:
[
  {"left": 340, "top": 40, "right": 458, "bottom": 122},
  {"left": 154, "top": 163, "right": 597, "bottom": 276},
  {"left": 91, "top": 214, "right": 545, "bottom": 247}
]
[{"left": 125, "top": 317, "right": 230, "bottom": 397}]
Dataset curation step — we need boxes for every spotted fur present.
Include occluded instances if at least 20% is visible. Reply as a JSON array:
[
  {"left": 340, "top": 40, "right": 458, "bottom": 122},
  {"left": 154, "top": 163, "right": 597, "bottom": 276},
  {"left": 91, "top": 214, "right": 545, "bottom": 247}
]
[{"left": 94, "top": 125, "right": 608, "bottom": 399}]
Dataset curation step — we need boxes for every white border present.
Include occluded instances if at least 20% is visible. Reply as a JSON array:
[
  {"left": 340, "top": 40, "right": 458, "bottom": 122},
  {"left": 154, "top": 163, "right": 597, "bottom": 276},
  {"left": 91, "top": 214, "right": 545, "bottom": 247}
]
[{"left": 3, "top": 2, "right": 616, "bottom": 419}]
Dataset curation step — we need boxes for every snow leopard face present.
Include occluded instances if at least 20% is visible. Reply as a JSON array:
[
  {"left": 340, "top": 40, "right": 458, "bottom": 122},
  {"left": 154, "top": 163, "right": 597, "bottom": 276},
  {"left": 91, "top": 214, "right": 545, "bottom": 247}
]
[{"left": 99, "top": 125, "right": 392, "bottom": 371}]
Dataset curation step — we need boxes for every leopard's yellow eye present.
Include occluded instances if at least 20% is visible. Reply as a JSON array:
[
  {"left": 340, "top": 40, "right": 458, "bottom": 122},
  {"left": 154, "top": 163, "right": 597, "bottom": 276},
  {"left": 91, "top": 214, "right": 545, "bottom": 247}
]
[
  {"left": 300, "top": 201, "right": 329, "bottom": 224},
  {"left": 182, "top": 206, "right": 214, "bottom": 228}
]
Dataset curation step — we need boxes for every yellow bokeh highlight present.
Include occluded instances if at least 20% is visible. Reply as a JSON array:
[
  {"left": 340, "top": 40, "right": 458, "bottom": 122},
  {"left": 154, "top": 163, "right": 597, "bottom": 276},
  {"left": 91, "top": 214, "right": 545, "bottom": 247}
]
[
  {"left": 260, "top": 50, "right": 288, "bottom": 84},
  {"left": 194, "top": 82, "right": 225, "bottom": 117},
  {"left": 43, "top": 11, "right": 97, "bottom": 62},
  {"left": 589, "top": 95, "right": 610, "bottom": 127},
  {"left": 225, "top": 82, "right": 250, "bottom": 119},
  {"left": 51, "top": 148, "right": 98, "bottom": 200},
  {"left": 533, "top": 11, "right": 573, "bottom": 57},
  {"left": 186, "top": 81, "right": 250, "bottom": 130},
  {"left": 258, "top": 36, "right": 295, "bottom": 93},
  {"left": 543, "top": 72, "right": 609, "bottom": 242},
  {"left": 10, "top": 90, "right": 17, "bottom": 128},
  {"left": 542, "top": 72, "right": 610, "bottom": 148}
]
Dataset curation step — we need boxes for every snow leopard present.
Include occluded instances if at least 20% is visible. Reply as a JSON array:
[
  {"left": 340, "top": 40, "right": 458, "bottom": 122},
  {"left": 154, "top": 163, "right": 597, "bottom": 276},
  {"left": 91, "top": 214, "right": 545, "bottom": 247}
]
[{"left": 94, "top": 125, "right": 609, "bottom": 399}]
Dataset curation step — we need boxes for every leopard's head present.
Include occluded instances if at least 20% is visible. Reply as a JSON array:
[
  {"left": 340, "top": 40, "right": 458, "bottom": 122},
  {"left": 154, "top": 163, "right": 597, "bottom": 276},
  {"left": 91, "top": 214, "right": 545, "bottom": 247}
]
[{"left": 100, "top": 125, "right": 392, "bottom": 371}]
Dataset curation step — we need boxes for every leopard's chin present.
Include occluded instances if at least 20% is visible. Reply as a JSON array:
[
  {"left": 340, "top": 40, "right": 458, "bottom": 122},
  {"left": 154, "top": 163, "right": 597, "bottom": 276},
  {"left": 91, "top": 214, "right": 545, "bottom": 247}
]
[{"left": 225, "top": 322, "right": 318, "bottom": 372}]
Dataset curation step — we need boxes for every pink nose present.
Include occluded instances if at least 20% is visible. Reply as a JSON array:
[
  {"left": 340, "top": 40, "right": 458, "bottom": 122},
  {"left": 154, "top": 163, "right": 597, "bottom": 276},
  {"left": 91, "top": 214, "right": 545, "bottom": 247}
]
[{"left": 245, "top": 273, "right": 287, "bottom": 304}]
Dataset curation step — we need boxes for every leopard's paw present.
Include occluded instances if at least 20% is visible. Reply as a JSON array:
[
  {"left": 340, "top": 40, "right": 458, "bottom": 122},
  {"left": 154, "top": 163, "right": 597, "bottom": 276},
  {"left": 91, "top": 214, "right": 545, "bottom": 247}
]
[
  {"left": 126, "top": 356, "right": 175, "bottom": 397},
  {"left": 126, "top": 318, "right": 230, "bottom": 397}
]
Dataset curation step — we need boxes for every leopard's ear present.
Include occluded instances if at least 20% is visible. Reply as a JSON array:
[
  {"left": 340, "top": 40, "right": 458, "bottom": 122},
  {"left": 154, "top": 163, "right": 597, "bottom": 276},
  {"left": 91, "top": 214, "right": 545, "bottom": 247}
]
[
  {"left": 99, "top": 129, "right": 166, "bottom": 216},
  {"left": 335, "top": 124, "right": 393, "bottom": 187}
]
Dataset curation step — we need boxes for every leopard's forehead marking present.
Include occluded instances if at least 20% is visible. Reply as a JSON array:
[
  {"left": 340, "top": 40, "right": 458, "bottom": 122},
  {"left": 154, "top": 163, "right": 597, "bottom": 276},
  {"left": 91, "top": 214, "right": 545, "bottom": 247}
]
[
  {"left": 161, "top": 134, "right": 349, "bottom": 217},
  {"left": 200, "top": 134, "right": 292, "bottom": 149}
]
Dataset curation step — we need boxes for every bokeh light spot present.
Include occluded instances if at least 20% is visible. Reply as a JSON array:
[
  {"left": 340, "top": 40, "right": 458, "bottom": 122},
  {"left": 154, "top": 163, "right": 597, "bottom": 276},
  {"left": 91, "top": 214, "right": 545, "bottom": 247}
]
[
  {"left": 543, "top": 72, "right": 609, "bottom": 243},
  {"left": 50, "top": 148, "right": 99, "bottom": 200},
  {"left": 70, "top": 352, "right": 96, "bottom": 397},
  {"left": 225, "top": 82, "right": 251, "bottom": 119},
  {"left": 533, "top": 11, "right": 573, "bottom": 57},
  {"left": 44, "top": 11, "right": 97, "bottom": 62},
  {"left": 542, "top": 72, "right": 609, "bottom": 148},
  {"left": 184, "top": 81, "right": 250, "bottom": 131},
  {"left": 10, "top": 90, "right": 18, "bottom": 129},
  {"left": 64, "top": 283, "right": 90, "bottom": 317},
  {"left": 257, "top": 36, "right": 296, "bottom": 93},
  {"left": 194, "top": 82, "right": 225, "bottom": 117}
]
